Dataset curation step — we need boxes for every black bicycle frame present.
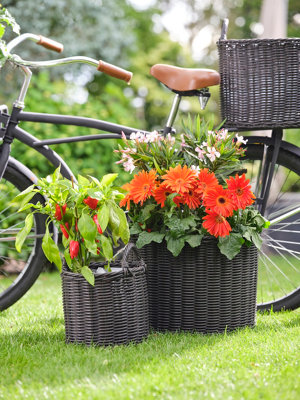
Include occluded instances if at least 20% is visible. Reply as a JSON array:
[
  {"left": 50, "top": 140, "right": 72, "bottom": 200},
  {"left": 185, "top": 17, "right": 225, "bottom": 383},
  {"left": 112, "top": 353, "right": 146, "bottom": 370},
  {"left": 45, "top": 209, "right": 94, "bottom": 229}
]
[{"left": 0, "top": 105, "right": 150, "bottom": 180}]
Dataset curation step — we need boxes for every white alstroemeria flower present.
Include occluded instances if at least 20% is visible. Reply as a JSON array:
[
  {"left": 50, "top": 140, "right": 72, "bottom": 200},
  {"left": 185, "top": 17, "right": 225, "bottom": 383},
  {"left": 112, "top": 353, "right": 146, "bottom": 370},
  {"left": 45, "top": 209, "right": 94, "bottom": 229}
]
[
  {"left": 218, "top": 129, "right": 228, "bottom": 140},
  {"left": 123, "top": 157, "right": 135, "bottom": 173},
  {"left": 191, "top": 165, "right": 200, "bottom": 172},
  {"left": 235, "top": 133, "right": 248, "bottom": 145},
  {"left": 206, "top": 146, "right": 221, "bottom": 162},
  {"left": 147, "top": 130, "right": 161, "bottom": 143}
]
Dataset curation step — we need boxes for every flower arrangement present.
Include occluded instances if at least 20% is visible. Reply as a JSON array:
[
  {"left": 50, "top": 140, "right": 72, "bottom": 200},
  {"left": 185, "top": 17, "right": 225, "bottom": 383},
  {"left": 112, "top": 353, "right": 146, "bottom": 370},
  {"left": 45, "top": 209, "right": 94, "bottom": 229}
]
[
  {"left": 13, "top": 169, "right": 129, "bottom": 285},
  {"left": 116, "top": 117, "right": 269, "bottom": 259}
]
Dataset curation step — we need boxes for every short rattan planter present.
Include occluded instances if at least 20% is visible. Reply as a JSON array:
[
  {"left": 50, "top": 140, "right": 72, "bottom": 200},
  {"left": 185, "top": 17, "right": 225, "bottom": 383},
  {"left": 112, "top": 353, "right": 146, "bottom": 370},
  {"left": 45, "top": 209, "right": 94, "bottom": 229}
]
[
  {"left": 218, "top": 38, "right": 300, "bottom": 130},
  {"left": 61, "top": 244, "right": 149, "bottom": 346},
  {"left": 136, "top": 236, "right": 258, "bottom": 334}
]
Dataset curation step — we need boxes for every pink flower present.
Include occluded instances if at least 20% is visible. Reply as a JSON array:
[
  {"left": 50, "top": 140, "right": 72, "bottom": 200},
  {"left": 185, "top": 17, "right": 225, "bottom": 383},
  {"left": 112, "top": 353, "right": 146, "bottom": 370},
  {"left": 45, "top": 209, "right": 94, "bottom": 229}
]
[
  {"left": 235, "top": 133, "right": 248, "bottom": 145},
  {"left": 195, "top": 146, "right": 206, "bottom": 161},
  {"left": 123, "top": 157, "right": 135, "bottom": 173},
  {"left": 206, "top": 146, "right": 221, "bottom": 162}
]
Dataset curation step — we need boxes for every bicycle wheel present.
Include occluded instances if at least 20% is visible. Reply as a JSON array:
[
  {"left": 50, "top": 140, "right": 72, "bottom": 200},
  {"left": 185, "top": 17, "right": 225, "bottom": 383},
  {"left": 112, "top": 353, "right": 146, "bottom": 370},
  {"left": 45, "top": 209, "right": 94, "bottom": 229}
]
[
  {"left": 245, "top": 140, "right": 300, "bottom": 311},
  {"left": 0, "top": 159, "right": 47, "bottom": 311}
]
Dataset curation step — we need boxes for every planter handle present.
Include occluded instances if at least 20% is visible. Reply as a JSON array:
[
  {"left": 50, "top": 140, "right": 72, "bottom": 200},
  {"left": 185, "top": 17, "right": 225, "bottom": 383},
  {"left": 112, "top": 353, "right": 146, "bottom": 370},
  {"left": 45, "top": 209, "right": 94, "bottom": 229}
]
[{"left": 120, "top": 242, "right": 146, "bottom": 276}]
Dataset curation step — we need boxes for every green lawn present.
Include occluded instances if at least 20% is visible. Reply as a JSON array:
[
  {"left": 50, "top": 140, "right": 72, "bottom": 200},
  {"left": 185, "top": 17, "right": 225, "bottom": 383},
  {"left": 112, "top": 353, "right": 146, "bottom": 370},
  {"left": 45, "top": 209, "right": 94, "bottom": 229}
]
[{"left": 0, "top": 273, "right": 299, "bottom": 400}]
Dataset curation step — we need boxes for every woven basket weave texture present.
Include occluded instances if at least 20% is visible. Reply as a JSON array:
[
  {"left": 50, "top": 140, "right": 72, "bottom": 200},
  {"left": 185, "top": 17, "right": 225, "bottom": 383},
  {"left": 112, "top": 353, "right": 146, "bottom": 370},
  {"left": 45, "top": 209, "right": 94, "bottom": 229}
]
[
  {"left": 218, "top": 38, "right": 300, "bottom": 129},
  {"left": 61, "top": 259, "right": 149, "bottom": 346},
  {"left": 136, "top": 237, "right": 258, "bottom": 333}
]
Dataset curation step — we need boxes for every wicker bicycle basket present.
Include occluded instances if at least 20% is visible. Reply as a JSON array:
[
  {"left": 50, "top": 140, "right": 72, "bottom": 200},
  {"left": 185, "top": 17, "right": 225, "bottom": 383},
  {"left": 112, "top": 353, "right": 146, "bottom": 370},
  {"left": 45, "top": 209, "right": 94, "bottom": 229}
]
[
  {"left": 61, "top": 243, "right": 149, "bottom": 346},
  {"left": 217, "top": 38, "right": 300, "bottom": 130},
  {"left": 136, "top": 236, "right": 258, "bottom": 334}
]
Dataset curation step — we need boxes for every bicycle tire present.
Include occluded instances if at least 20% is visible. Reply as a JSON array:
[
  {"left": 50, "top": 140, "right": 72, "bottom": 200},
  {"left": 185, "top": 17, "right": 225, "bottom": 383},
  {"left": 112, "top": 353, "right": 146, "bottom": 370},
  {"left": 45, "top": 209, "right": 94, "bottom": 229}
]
[
  {"left": 0, "top": 159, "right": 47, "bottom": 311},
  {"left": 245, "top": 140, "right": 300, "bottom": 311}
]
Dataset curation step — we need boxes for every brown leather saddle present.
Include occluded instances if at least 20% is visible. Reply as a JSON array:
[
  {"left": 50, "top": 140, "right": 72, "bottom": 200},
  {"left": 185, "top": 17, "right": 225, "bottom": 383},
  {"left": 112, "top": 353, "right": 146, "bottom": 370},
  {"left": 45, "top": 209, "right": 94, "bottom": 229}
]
[{"left": 150, "top": 64, "right": 220, "bottom": 94}]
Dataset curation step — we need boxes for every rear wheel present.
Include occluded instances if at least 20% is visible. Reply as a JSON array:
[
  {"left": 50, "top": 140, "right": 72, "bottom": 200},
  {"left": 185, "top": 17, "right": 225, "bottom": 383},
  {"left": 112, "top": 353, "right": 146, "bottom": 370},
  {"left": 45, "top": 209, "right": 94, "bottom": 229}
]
[
  {"left": 245, "top": 140, "right": 300, "bottom": 311},
  {"left": 0, "top": 160, "right": 47, "bottom": 311}
]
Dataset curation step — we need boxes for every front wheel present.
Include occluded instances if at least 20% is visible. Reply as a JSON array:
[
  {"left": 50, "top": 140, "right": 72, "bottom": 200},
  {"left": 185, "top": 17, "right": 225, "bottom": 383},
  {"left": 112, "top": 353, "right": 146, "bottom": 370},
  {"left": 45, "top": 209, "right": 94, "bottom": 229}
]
[
  {"left": 245, "top": 140, "right": 300, "bottom": 311},
  {"left": 0, "top": 159, "right": 47, "bottom": 311}
]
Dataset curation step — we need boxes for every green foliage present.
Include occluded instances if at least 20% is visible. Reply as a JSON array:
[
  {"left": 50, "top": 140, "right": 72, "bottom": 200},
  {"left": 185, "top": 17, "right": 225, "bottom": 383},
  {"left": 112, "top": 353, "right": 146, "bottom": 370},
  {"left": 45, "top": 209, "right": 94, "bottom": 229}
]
[
  {"left": 0, "top": 5, "right": 19, "bottom": 66},
  {"left": 13, "top": 167, "right": 129, "bottom": 284}
]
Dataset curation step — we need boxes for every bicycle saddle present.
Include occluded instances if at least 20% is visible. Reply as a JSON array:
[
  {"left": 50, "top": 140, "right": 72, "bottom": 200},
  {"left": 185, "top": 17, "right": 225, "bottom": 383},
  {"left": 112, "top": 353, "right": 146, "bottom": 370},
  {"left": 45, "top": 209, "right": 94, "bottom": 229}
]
[{"left": 150, "top": 64, "right": 220, "bottom": 92}]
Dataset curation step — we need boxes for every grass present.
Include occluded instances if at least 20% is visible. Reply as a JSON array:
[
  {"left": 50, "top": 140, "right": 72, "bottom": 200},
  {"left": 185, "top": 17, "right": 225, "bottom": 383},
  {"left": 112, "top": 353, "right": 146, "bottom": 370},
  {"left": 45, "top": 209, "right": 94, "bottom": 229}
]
[{"left": 0, "top": 273, "right": 299, "bottom": 400}]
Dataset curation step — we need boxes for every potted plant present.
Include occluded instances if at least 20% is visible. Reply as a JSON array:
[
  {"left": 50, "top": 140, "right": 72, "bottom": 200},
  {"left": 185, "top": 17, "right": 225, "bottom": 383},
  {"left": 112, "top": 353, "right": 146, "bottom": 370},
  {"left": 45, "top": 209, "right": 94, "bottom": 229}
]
[
  {"left": 115, "top": 118, "right": 269, "bottom": 333},
  {"left": 14, "top": 169, "right": 149, "bottom": 345}
]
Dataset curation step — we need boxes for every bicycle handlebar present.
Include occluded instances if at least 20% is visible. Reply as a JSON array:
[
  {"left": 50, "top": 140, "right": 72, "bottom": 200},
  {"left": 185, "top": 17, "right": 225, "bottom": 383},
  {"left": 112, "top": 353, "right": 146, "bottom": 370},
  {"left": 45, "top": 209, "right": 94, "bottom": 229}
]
[
  {"left": 36, "top": 35, "right": 64, "bottom": 53},
  {"left": 97, "top": 60, "right": 132, "bottom": 83}
]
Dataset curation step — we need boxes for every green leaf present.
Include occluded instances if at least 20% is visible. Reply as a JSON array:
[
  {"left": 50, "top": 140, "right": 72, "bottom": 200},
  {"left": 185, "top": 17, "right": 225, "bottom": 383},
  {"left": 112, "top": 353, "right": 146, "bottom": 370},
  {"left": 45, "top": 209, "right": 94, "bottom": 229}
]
[
  {"left": 130, "top": 222, "right": 142, "bottom": 235},
  {"left": 136, "top": 231, "right": 165, "bottom": 248},
  {"left": 113, "top": 204, "right": 129, "bottom": 244},
  {"left": 81, "top": 265, "right": 95, "bottom": 286},
  {"left": 64, "top": 249, "right": 72, "bottom": 269},
  {"left": 141, "top": 204, "right": 156, "bottom": 221},
  {"left": 78, "top": 213, "right": 97, "bottom": 243},
  {"left": 78, "top": 175, "right": 90, "bottom": 186},
  {"left": 108, "top": 204, "right": 120, "bottom": 234},
  {"left": 100, "top": 173, "right": 118, "bottom": 188},
  {"left": 218, "top": 233, "right": 244, "bottom": 260},
  {"left": 15, "top": 213, "right": 33, "bottom": 252},
  {"left": 0, "top": 25, "right": 4, "bottom": 39},
  {"left": 166, "top": 236, "right": 185, "bottom": 257},
  {"left": 12, "top": 184, "right": 35, "bottom": 202},
  {"left": 250, "top": 230, "right": 263, "bottom": 249},
  {"left": 100, "top": 235, "right": 113, "bottom": 261},
  {"left": 42, "top": 226, "right": 62, "bottom": 271},
  {"left": 185, "top": 234, "right": 203, "bottom": 248},
  {"left": 97, "top": 204, "right": 109, "bottom": 232}
]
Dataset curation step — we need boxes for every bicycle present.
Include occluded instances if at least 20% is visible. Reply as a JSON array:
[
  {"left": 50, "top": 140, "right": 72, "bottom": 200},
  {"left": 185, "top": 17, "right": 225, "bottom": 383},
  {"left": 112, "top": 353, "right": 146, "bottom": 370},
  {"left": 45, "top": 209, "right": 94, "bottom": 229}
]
[{"left": 0, "top": 20, "right": 300, "bottom": 313}]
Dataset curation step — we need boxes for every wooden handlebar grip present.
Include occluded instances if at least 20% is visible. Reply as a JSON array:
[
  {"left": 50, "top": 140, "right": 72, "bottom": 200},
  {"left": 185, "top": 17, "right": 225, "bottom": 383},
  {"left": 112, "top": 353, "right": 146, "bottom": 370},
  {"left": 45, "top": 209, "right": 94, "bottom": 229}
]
[
  {"left": 37, "top": 35, "right": 64, "bottom": 53},
  {"left": 97, "top": 60, "right": 132, "bottom": 83}
]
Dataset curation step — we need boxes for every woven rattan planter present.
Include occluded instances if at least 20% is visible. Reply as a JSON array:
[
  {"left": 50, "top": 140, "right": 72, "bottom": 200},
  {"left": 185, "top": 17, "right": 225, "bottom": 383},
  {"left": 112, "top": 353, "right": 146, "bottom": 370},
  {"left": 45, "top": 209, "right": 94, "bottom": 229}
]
[
  {"left": 218, "top": 38, "right": 300, "bottom": 130},
  {"left": 61, "top": 244, "right": 149, "bottom": 346},
  {"left": 136, "top": 236, "right": 258, "bottom": 334}
]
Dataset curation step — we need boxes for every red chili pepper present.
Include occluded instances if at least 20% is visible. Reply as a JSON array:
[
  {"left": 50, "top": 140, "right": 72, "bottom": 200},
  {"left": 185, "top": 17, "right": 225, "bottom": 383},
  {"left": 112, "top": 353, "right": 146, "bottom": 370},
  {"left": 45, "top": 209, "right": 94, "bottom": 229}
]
[
  {"left": 54, "top": 203, "right": 67, "bottom": 221},
  {"left": 146, "top": 228, "right": 152, "bottom": 233},
  {"left": 93, "top": 215, "right": 103, "bottom": 234},
  {"left": 97, "top": 247, "right": 101, "bottom": 255},
  {"left": 60, "top": 222, "right": 70, "bottom": 239},
  {"left": 83, "top": 196, "right": 98, "bottom": 210},
  {"left": 75, "top": 219, "right": 78, "bottom": 232},
  {"left": 69, "top": 240, "right": 79, "bottom": 259}
]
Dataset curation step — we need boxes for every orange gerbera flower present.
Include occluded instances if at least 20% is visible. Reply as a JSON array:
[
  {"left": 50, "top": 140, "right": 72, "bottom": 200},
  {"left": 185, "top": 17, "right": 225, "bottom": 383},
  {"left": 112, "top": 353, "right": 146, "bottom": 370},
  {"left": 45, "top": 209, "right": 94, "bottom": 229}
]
[
  {"left": 120, "top": 182, "right": 133, "bottom": 210},
  {"left": 203, "top": 211, "right": 232, "bottom": 238},
  {"left": 195, "top": 168, "right": 219, "bottom": 197},
  {"left": 226, "top": 173, "right": 256, "bottom": 209},
  {"left": 153, "top": 182, "right": 170, "bottom": 207},
  {"left": 162, "top": 165, "right": 197, "bottom": 194},
  {"left": 203, "top": 185, "right": 234, "bottom": 217},
  {"left": 181, "top": 189, "right": 202, "bottom": 209},
  {"left": 128, "top": 169, "right": 158, "bottom": 205}
]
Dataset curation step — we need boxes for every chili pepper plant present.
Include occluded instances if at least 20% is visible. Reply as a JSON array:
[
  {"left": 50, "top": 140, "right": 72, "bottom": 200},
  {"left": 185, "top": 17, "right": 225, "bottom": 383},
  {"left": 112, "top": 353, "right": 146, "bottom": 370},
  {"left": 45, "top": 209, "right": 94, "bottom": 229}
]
[{"left": 13, "top": 168, "right": 129, "bottom": 285}]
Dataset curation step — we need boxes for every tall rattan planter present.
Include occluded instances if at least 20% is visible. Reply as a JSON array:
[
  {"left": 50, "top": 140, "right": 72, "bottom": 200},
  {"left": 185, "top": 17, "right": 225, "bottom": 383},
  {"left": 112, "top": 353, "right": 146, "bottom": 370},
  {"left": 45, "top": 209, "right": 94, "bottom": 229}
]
[
  {"left": 218, "top": 38, "right": 300, "bottom": 130},
  {"left": 136, "top": 236, "right": 258, "bottom": 334},
  {"left": 61, "top": 244, "right": 149, "bottom": 346}
]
